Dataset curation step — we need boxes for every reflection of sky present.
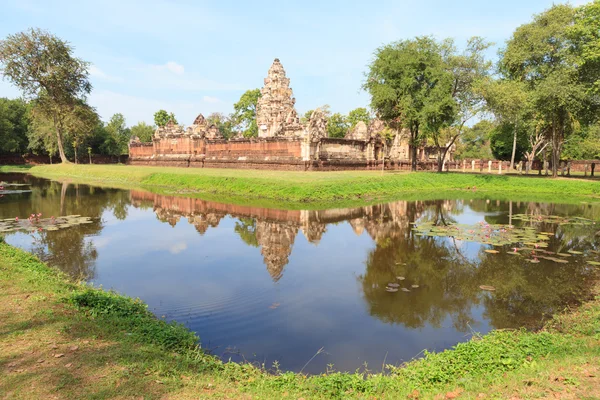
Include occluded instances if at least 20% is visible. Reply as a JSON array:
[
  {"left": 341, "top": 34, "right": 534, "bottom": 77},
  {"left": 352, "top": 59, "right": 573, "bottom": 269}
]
[{"left": 3, "top": 182, "right": 597, "bottom": 374}]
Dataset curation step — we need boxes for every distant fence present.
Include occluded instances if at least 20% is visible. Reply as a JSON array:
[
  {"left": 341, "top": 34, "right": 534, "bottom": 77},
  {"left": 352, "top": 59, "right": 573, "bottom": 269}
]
[
  {"left": 447, "top": 159, "right": 599, "bottom": 176},
  {"left": 0, "top": 154, "right": 128, "bottom": 165}
]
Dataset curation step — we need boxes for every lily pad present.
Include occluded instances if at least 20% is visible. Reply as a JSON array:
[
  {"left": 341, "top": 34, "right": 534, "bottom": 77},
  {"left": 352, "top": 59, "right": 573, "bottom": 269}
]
[
  {"left": 386, "top": 288, "right": 399, "bottom": 293},
  {"left": 479, "top": 285, "right": 496, "bottom": 291},
  {"left": 484, "top": 249, "right": 500, "bottom": 254},
  {"left": 587, "top": 261, "right": 600, "bottom": 266},
  {"left": 387, "top": 283, "right": 400, "bottom": 288}
]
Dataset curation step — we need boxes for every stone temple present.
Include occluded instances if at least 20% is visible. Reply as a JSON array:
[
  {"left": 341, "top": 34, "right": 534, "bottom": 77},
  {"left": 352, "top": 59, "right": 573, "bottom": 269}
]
[{"left": 129, "top": 58, "right": 454, "bottom": 170}]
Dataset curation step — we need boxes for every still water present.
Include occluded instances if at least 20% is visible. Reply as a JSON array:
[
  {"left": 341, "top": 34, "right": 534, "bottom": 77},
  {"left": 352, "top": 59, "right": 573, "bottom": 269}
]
[{"left": 1, "top": 173, "right": 599, "bottom": 374}]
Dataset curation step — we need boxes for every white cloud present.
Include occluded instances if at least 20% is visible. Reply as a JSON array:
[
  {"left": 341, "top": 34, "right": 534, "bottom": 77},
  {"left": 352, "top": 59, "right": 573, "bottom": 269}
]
[
  {"left": 153, "top": 61, "right": 185, "bottom": 75},
  {"left": 203, "top": 96, "right": 222, "bottom": 104},
  {"left": 89, "top": 65, "right": 123, "bottom": 83}
]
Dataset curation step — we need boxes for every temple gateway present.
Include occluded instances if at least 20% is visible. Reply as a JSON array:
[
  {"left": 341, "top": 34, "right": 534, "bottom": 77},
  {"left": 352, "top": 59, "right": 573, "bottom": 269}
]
[{"left": 128, "top": 59, "right": 454, "bottom": 170}]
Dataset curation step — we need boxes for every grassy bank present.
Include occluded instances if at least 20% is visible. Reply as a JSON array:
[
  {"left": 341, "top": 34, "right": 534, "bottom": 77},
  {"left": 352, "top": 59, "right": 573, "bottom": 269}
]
[
  {"left": 2, "top": 241, "right": 600, "bottom": 399},
  {"left": 3, "top": 164, "right": 600, "bottom": 208}
]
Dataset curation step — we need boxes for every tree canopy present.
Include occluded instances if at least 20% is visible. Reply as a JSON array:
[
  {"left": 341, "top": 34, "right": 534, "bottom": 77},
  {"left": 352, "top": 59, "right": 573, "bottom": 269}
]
[{"left": 0, "top": 28, "right": 92, "bottom": 162}]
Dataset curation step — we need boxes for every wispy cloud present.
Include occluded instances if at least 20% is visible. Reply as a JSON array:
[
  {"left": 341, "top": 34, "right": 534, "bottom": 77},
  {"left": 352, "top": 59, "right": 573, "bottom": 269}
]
[{"left": 89, "top": 65, "right": 123, "bottom": 83}]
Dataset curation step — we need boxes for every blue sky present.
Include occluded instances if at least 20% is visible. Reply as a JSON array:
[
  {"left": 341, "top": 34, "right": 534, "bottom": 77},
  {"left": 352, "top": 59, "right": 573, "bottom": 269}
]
[{"left": 0, "top": 0, "right": 590, "bottom": 126}]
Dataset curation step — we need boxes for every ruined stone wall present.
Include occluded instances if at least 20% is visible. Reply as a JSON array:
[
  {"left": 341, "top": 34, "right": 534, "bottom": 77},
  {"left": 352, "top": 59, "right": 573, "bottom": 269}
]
[{"left": 318, "top": 138, "right": 369, "bottom": 161}]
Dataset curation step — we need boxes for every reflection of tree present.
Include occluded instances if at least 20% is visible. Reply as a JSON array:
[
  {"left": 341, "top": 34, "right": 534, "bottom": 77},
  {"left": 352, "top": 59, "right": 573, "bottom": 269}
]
[
  {"left": 360, "top": 199, "right": 600, "bottom": 331},
  {"left": 234, "top": 218, "right": 259, "bottom": 247},
  {"left": 31, "top": 227, "right": 99, "bottom": 280},
  {"left": 475, "top": 247, "right": 597, "bottom": 329},
  {"left": 0, "top": 177, "right": 125, "bottom": 280},
  {"left": 360, "top": 231, "right": 478, "bottom": 332}
]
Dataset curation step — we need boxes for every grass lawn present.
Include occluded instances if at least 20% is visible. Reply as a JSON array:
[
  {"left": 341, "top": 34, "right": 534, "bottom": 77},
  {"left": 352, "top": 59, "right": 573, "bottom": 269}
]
[
  {"left": 2, "top": 241, "right": 600, "bottom": 399},
  {"left": 2, "top": 164, "right": 600, "bottom": 209}
]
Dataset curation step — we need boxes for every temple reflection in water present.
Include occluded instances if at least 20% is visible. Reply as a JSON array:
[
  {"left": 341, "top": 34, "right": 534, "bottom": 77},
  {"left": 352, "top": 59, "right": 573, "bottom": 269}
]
[{"left": 129, "top": 190, "right": 431, "bottom": 281}]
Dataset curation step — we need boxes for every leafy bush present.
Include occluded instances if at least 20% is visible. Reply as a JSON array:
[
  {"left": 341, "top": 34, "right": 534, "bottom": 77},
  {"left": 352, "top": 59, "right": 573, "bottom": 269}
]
[{"left": 70, "top": 288, "right": 199, "bottom": 351}]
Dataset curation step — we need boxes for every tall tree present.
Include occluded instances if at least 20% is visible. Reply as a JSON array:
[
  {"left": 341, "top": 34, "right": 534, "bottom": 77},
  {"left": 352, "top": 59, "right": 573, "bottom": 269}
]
[
  {"left": 206, "top": 112, "right": 234, "bottom": 138},
  {"left": 570, "top": 0, "right": 600, "bottom": 96},
  {"left": 0, "top": 97, "right": 29, "bottom": 154},
  {"left": 153, "top": 110, "right": 177, "bottom": 127},
  {"left": 480, "top": 79, "right": 529, "bottom": 171},
  {"left": 233, "top": 89, "right": 261, "bottom": 137},
  {"left": 327, "top": 113, "right": 350, "bottom": 138},
  {"left": 64, "top": 101, "right": 99, "bottom": 163},
  {"left": 500, "top": 4, "right": 589, "bottom": 177},
  {"left": 439, "top": 37, "right": 492, "bottom": 171},
  {"left": 364, "top": 36, "right": 452, "bottom": 171},
  {"left": 28, "top": 108, "right": 58, "bottom": 162},
  {"left": 347, "top": 107, "right": 372, "bottom": 128},
  {"left": 0, "top": 28, "right": 92, "bottom": 163},
  {"left": 130, "top": 121, "right": 155, "bottom": 143},
  {"left": 103, "top": 113, "right": 130, "bottom": 156}
]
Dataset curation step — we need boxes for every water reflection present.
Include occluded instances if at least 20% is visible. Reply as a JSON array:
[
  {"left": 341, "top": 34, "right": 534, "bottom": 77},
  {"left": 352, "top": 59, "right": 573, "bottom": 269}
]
[{"left": 1, "top": 172, "right": 599, "bottom": 373}]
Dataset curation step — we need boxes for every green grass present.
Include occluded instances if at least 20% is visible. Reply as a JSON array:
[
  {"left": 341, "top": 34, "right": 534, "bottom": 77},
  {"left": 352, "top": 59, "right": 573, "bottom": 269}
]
[
  {"left": 2, "top": 241, "right": 600, "bottom": 399},
  {"left": 6, "top": 164, "right": 600, "bottom": 210}
]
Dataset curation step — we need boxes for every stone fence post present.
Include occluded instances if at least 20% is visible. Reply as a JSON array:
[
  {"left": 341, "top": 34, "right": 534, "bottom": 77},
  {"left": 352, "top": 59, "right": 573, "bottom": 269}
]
[
  {"left": 498, "top": 161, "right": 502, "bottom": 174},
  {"left": 488, "top": 160, "right": 492, "bottom": 173},
  {"left": 471, "top": 160, "right": 475, "bottom": 172}
]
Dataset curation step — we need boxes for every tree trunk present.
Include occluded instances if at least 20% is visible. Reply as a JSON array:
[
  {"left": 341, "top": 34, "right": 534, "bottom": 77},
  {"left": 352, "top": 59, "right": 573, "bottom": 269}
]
[
  {"left": 551, "top": 121, "right": 558, "bottom": 178},
  {"left": 74, "top": 146, "right": 78, "bottom": 164},
  {"left": 55, "top": 128, "right": 68, "bottom": 163},
  {"left": 52, "top": 114, "right": 69, "bottom": 164},
  {"left": 437, "top": 148, "right": 443, "bottom": 172},
  {"left": 410, "top": 125, "right": 418, "bottom": 172},
  {"left": 510, "top": 117, "right": 518, "bottom": 172}
]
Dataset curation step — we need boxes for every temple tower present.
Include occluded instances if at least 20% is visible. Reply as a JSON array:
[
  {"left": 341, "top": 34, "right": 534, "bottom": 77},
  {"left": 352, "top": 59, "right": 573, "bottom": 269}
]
[{"left": 256, "top": 58, "right": 302, "bottom": 138}]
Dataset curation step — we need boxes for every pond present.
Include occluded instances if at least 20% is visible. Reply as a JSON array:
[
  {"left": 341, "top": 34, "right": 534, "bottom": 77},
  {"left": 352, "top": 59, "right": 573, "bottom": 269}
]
[{"left": 1, "top": 172, "right": 599, "bottom": 374}]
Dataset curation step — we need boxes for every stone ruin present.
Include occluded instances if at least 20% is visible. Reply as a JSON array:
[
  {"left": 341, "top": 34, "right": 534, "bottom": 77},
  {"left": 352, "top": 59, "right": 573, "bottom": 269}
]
[
  {"left": 129, "top": 58, "right": 455, "bottom": 170},
  {"left": 153, "top": 114, "right": 223, "bottom": 140},
  {"left": 256, "top": 58, "right": 305, "bottom": 138}
]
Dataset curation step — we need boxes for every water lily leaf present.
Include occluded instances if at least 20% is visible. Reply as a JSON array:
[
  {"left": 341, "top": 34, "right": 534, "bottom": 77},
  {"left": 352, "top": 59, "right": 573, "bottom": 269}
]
[
  {"left": 411, "top": 285, "right": 419, "bottom": 288},
  {"left": 567, "top": 250, "right": 584, "bottom": 255},
  {"left": 387, "top": 283, "right": 400, "bottom": 288},
  {"left": 484, "top": 250, "right": 499, "bottom": 254},
  {"left": 401, "top": 288, "right": 410, "bottom": 292},
  {"left": 479, "top": 285, "right": 496, "bottom": 291},
  {"left": 386, "top": 288, "right": 398, "bottom": 293},
  {"left": 396, "top": 277, "right": 405, "bottom": 281},
  {"left": 587, "top": 261, "right": 600, "bottom": 266}
]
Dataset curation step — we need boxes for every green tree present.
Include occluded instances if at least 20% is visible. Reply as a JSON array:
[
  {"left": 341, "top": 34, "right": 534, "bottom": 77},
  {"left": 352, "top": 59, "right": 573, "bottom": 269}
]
[
  {"left": 480, "top": 79, "right": 530, "bottom": 171},
  {"left": 347, "top": 107, "right": 372, "bottom": 128},
  {"left": 206, "top": 112, "right": 235, "bottom": 138},
  {"left": 455, "top": 120, "right": 495, "bottom": 160},
  {"left": 64, "top": 101, "right": 99, "bottom": 163},
  {"left": 27, "top": 108, "right": 58, "bottom": 162},
  {"left": 570, "top": 1, "right": 600, "bottom": 95},
  {"left": 440, "top": 37, "right": 492, "bottom": 171},
  {"left": 0, "top": 28, "right": 92, "bottom": 163},
  {"left": 103, "top": 113, "right": 130, "bottom": 157},
  {"left": 153, "top": 109, "right": 177, "bottom": 127},
  {"left": 364, "top": 36, "right": 453, "bottom": 171},
  {"left": 327, "top": 112, "right": 349, "bottom": 138},
  {"left": 233, "top": 89, "right": 261, "bottom": 137},
  {"left": 130, "top": 121, "right": 155, "bottom": 143},
  {"left": 500, "top": 4, "right": 590, "bottom": 177},
  {"left": 489, "top": 121, "right": 529, "bottom": 161},
  {"left": 0, "top": 97, "right": 29, "bottom": 154}
]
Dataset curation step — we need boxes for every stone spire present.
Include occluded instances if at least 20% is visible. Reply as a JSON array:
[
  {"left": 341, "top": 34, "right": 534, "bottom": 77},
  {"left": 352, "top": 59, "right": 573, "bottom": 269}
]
[{"left": 256, "top": 58, "right": 303, "bottom": 138}]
